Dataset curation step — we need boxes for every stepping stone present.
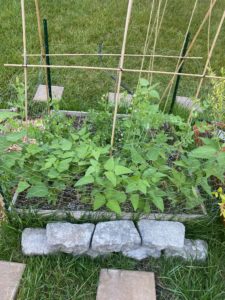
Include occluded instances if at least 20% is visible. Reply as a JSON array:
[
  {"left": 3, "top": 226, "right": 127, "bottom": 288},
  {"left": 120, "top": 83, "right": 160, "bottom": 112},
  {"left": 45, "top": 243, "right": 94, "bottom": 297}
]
[
  {"left": 176, "top": 96, "right": 203, "bottom": 112},
  {"left": 33, "top": 84, "right": 64, "bottom": 102},
  {"left": 0, "top": 261, "right": 26, "bottom": 300},
  {"left": 96, "top": 269, "right": 156, "bottom": 300},
  {"left": 108, "top": 92, "right": 133, "bottom": 106}
]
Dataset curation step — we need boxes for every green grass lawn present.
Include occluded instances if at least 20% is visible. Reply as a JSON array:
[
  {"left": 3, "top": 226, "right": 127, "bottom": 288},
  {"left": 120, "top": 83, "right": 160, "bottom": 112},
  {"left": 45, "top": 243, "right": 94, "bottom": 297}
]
[
  {"left": 0, "top": 213, "right": 225, "bottom": 299},
  {"left": 0, "top": 0, "right": 224, "bottom": 112}
]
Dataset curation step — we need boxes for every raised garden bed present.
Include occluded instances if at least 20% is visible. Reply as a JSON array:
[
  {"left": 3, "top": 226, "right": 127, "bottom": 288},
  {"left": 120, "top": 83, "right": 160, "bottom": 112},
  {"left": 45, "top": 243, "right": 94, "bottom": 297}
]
[
  {"left": 1, "top": 89, "right": 224, "bottom": 222},
  {"left": 12, "top": 189, "right": 206, "bottom": 222}
]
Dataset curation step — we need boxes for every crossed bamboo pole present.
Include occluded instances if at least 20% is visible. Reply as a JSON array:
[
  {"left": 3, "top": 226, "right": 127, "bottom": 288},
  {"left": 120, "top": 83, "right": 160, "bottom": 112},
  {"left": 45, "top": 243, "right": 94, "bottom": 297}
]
[
  {"left": 160, "top": 0, "right": 218, "bottom": 105},
  {"left": 24, "top": 53, "right": 203, "bottom": 60},
  {"left": 6, "top": 0, "right": 225, "bottom": 145},
  {"left": 195, "top": 10, "right": 225, "bottom": 98},
  {"left": 188, "top": 10, "right": 225, "bottom": 123},
  {"left": 5, "top": 63, "right": 225, "bottom": 80}
]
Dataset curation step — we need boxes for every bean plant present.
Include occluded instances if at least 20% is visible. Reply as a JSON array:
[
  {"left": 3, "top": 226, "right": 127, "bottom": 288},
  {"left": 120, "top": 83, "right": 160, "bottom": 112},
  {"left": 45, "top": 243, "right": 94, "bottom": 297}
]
[{"left": 0, "top": 79, "right": 224, "bottom": 214}]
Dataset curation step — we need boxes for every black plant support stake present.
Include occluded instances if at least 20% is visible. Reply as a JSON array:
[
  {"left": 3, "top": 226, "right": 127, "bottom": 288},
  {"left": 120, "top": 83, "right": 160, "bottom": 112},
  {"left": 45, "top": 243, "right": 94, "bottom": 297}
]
[
  {"left": 169, "top": 32, "right": 191, "bottom": 114},
  {"left": 43, "top": 18, "right": 52, "bottom": 102}
]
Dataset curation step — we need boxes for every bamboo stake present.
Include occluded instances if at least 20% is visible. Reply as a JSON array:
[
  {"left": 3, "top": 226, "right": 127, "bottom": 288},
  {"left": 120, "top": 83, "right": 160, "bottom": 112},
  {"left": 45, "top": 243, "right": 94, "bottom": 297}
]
[
  {"left": 188, "top": 10, "right": 225, "bottom": 124},
  {"left": 149, "top": 0, "right": 165, "bottom": 83},
  {"left": 195, "top": 10, "right": 225, "bottom": 98},
  {"left": 21, "top": 0, "right": 28, "bottom": 123},
  {"left": 160, "top": 0, "right": 217, "bottom": 102},
  {"left": 4, "top": 63, "right": 225, "bottom": 80},
  {"left": 139, "top": 0, "right": 155, "bottom": 80},
  {"left": 148, "top": 0, "right": 162, "bottom": 82},
  {"left": 34, "top": 0, "right": 49, "bottom": 103},
  {"left": 110, "top": 0, "right": 133, "bottom": 150},
  {"left": 207, "top": 0, "right": 213, "bottom": 56},
  {"left": 24, "top": 53, "right": 203, "bottom": 59}
]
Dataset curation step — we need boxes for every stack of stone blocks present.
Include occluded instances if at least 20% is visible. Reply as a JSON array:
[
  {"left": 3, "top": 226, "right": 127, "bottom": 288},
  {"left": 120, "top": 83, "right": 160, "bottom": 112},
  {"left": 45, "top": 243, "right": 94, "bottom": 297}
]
[{"left": 22, "top": 220, "right": 208, "bottom": 261}]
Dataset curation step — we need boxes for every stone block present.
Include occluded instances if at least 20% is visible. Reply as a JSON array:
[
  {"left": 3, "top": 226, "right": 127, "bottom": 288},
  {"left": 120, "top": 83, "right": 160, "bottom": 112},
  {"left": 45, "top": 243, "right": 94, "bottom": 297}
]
[
  {"left": 176, "top": 96, "right": 203, "bottom": 113},
  {"left": 138, "top": 220, "right": 185, "bottom": 250},
  {"left": 123, "top": 246, "right": 161, "bottom": 261},
  {"left": 91, "top": 221, "right": 141, "bottom": 254},
  {"left": 165, "top": 239, "right": 208, "bottom": 261},
  {"left": 22, "top": 228, "right": 56, "bottom": 256},
  {"left": 33, "top": 85, "right": 64, "bottom": 102},
  {"left": 46, "top": 222, "right": 95, "bottom": 254},
  {"left": 108, "top": 92, "right": 133, "bottom": 106},
  {"left": 86, "top": 249, "right": 110, "bottom": 258}
]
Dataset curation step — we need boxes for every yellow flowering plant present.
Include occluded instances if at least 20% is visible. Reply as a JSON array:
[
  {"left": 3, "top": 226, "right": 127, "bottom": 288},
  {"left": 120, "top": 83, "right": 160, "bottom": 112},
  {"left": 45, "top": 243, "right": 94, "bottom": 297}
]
[{"left": 212, "top": 187, "right": 225, "bottom": 218}]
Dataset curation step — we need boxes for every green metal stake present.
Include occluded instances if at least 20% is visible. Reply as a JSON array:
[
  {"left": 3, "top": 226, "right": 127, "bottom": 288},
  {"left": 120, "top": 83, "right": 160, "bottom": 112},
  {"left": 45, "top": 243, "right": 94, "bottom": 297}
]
[
  {"left": 169, "top": 32, "right": 191, "bottom": 114},
  {"left": 43, "top": 18, "right": 52, "bottom": 101}
]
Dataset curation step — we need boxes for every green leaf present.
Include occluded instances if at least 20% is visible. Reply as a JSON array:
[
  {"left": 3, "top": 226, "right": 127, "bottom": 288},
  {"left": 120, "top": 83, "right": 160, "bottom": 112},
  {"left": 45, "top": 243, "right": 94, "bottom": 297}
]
[
  {"left": 60, "top": 139, "right": 72, "bottom": 151},
  {"left": 149, "top": 89, "right": 160, "bottom": 100},
  {"left": 16, "top": 181, "right": 30, "bottom": 194},
  {"left": 75, "top": 175, "right": 94, "bottom": 187},
  {"left": 27, "top": 182, "right": 48, "bottom": 198},
  {"left": 150, "top": 192, "right": 164, "bottom": 212},
  {"left": 86, "top": 166, "right": 95, "bottom": 176},
  {"left": 137, "top": 179, "right": 149, "bottom": 194},
  {"left": 130, "top": 148, "right": 145, "bottom": 164},
  {"left": 0, "top": 111, "right": 18, "bottom": 123},
  {"left": 47, "top": 168, "right": 59, "bottom": 179},
  {"left": 115, "top": 165, "right": 133, "bottom": 176},
  {"left": 146, "top": 149, "right": 159, "bottom": 161},
  {"left": 144, "top": 202, "right": 151, "bottom": 213},
  {"left": 139, "top": 78, "right": 149, "bottom": 87},
  {"left": 105, "top": 190, "right": 126, "bottom": 203},
  {"left": 190, "top": 146, "right": 218, "bottom": 159},
  {"left": 1, "top": 152, "right": 21, "bottom": 169},
  {"left": 105, "top": 171, "right": 117, "bottom": 186},
  {"left": 92, "top": 149, "right": 101, "bottom": 160},
  {"left": 27, "top": 144, "right": 42, "bottom": 155},
  {"left": 0, "top": 136, "right": 11, "bottom": 152},
  {"left": 57, "top": 158, "right": 72, "bottom": 173},
  {"left": 104, "top": 157, "right": 115, "bottom": 171},
  {"left": 199, "top": 178, "right": 211, "bottom": 196},
  {"left": 192, "top": 186, "right": 199, "bottom": 198},
  {"left": 93, "top": 193, "right": 106, "bottom": 210},
  {"left": 151, "top": 172, "right": 166, "bottom": 183},
  {"left": 62, "top": 151, "right": 75, "bottom": 159},
  {"left": 6, "top": 130, "right": 26, "bottom": 142},
  {"left": 42, "top": 157, "right": 57, "bottom": 170},
  {"left": 130, "top": 194, "right": 139, "bottom": 211},
  {"left": 106, "top": 200, "right": 121, "bottom": 215}
]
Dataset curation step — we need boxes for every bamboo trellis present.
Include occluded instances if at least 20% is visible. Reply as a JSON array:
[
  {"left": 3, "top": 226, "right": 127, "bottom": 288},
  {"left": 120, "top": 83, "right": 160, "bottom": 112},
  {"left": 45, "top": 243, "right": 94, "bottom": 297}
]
[{"left": 4, "top": 0, "right": 225, "bottom": 148}]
